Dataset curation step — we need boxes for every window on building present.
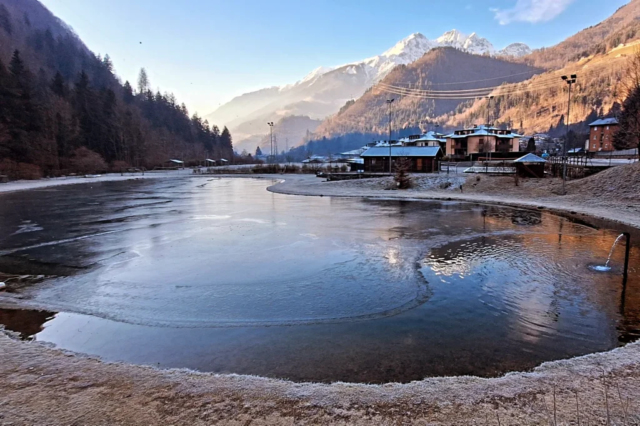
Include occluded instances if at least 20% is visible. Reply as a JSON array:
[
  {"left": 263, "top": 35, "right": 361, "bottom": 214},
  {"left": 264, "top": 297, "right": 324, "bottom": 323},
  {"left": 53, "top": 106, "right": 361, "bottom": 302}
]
[{"left": 594, "top": 127, "right": 598, "bottom": 131}]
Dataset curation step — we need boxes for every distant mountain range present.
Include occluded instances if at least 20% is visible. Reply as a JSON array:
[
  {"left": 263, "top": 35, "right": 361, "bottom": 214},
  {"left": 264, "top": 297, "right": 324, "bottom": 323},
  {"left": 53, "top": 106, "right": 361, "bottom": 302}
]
[
  {"left": 205, "top": 30, "right": 532, "bottom": 152},
  {"left": 315, "top": 0, "right": 640, "bottom": 146},
  {"left": 314, "top": 47, "right": 541, "bottom": 138}
]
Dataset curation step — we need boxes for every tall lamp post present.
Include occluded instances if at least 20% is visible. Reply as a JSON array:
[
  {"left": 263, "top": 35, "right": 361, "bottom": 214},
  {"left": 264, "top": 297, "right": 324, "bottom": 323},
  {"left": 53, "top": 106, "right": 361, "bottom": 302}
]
[
  {"left": 386, "top": 98, "right": 395, "bottom": 174},
  {"left": 267, "top": 122, "right": 274, "bottom": 164},
  {"left": 561, "top": 74, "right": 577, "bottom": 195}
]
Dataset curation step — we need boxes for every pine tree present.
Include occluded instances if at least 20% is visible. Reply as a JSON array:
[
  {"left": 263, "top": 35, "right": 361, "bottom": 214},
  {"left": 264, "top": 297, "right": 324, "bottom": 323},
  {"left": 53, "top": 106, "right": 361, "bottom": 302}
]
[
  {"left": 9, "top": 50, "right": 25, "bottom": 80},
  {"left": 123, "top": 81, "right": 134, "bottom": 104},
  {"left": 0, "top": 58, "right": 12, "bottom": 154},
  {"left": 51, "top": 72, "right": 66, "bottom": 98},
  {"left": 526, "top": 137, "right": 536, "bottom": 152},
  {"left": 102, "top": 54, "right": 113, "bottom": 74},
  {"left": 255, "top": 146, "right": 263, "bottom": 156},
  {"left": 137, "top": 68, "right": 150, "bottom": 95},
  {"left": 74, "top": 71, "right": 98, "bottom": 151},
  {"left": 0, "top": 4, "right": 12, "bottom": 35},
  {"left": 220, "top": 126, "right": 233, "bottom": 155}
]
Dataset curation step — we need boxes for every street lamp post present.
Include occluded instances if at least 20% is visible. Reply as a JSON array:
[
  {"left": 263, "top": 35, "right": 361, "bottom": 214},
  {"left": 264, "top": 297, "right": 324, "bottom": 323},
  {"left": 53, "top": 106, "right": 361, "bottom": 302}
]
[
  {"left": 267, "top": 122, "right": 274, "bottom": 164},
  {"left": 386, "top": 99, "right": 395, "bottom": 175},
  {"left": 561, "top": 74, "right": 577, "bottom": 195}
]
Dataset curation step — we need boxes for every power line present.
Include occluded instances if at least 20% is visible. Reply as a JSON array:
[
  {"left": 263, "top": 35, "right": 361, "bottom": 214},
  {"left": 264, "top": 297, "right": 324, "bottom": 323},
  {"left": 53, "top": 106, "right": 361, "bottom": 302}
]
[
  {"left": 375, "top": 66, "right": 607, "bottom": 99},
  {"left": 390, "top": 69, "right": 543, "bottom": 87},
  {"left": 375, "top": 69, "right": 601, "bottom": 100}
]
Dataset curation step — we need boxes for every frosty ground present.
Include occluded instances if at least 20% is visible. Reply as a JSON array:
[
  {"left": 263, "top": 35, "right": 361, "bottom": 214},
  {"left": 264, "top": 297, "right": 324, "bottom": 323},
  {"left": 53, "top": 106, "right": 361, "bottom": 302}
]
[{"left": 1, "top": 164, "right": 640, "bottom": 425}]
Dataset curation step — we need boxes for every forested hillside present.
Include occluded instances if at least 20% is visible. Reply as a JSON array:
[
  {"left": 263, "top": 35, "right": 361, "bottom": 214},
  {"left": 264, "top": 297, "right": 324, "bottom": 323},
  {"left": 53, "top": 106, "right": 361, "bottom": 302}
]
[
  {"left": 519, "top": 0, "right": 640, "bottom": 69},
  {"left": 0, "top": 0, "right": 232, "bottom": 179},
  {"left": 436, "top": 42, "right": 635, "bottom": 139}
]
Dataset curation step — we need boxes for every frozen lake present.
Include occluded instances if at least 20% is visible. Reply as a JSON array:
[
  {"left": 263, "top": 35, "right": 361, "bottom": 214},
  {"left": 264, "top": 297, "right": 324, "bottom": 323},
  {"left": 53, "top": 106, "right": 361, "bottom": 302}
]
[{"left": 0, "top": 178, "right": 638, "bottom": 383}]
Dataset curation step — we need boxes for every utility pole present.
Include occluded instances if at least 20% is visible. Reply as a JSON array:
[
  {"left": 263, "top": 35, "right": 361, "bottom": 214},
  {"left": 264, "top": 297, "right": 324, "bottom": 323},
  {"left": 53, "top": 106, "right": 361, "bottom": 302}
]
[
  {"left": 561, "top": 74, "right": 577, "bottom": 195},
  {"left": 486, "top": 95, "right": 494, "bottom": 165},
  {"left": 267, "top": 122, "right": 274, "bottom": 163},
  {"left": 387, "top": 98, "right": 395, "bottom": 175}
]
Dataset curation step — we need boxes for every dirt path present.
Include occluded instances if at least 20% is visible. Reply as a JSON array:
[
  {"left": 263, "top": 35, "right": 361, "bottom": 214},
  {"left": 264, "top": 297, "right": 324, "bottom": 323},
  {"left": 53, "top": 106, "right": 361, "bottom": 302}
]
[{"left": 2, "top": 171, "right": 640, "bottom": 425}]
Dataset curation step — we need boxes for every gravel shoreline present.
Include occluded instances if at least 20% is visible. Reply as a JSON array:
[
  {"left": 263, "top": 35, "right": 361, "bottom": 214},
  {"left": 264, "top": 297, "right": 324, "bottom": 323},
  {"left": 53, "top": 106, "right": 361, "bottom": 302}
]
[{"left": 1, "top": 171, "right": 640, "bottom": 425}]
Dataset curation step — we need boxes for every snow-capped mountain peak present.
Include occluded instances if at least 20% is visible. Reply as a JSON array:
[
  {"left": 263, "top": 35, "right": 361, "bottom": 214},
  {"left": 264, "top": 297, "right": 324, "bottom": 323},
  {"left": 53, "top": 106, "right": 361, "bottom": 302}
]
[
  {"left": 436, "top": 29, "right": 468, "bottom": 47},
  {"left": 298, "top": 66, "right": 334, "bottom": 85},
  {"left": 382, "top": 32, "right": 433, "bottom": 58},
  {"left": 463, "top": 32, "right": 495, "bottom": 55},
  {"left": 498, "top": 43, "right": 533, "bottom": 58}
]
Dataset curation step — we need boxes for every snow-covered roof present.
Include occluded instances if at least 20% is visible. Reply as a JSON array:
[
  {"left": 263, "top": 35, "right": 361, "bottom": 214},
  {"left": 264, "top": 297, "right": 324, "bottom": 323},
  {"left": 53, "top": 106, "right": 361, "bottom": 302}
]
[
  {"left": 169, "top": 159, "right": 184, "bottom": 164},
  {"left": 361, "top": 146, "right": 442, "bottom": 158},
  {"left": 374, "top": 140, "right": 403, "bottom": 147},
  {"left": 514, "top": 153, "right": 546, "bottom": 163},
  {"left": 589, "top": 118, "right": 619, "bottom": 127},
  {"left": 205, "top": 159, "right": 216, "bottom": 163},
  {"left": 567, "top": 148, "right": 584, "bottom": 153},
  {"left": 412, "top": 131, "right": 446, "bottom": 143},
  {"left": 340, "top": 146, "right": 369, "bottom": 156},
  {"left": 302, "top": 156, "right": 326, "bottom": 163},
  {"left": 446, "top": 125, "right": 523, "bottom": 139},
  {"left": 220, "top": 158, "right": 229, "bottom": 162}
]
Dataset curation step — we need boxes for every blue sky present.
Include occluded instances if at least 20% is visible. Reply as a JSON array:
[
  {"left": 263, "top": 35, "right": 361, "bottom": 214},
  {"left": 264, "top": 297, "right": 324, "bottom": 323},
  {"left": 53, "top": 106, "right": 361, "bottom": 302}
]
[{"left": 40, "top": 0, "right": 629, "bottom": 116}]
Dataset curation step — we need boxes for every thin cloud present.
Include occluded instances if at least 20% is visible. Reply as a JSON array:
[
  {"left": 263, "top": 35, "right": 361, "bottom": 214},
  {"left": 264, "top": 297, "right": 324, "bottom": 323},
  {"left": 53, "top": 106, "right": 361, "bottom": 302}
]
[{"left": 492, "top": 0, "right": 575, "bottom": 25}]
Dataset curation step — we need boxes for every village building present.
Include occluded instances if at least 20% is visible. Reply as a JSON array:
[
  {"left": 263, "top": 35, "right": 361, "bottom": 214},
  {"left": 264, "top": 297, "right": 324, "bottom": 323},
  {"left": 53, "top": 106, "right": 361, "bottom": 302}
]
[
  {"left": 513, "top": 153, "right": 547, "bottom": 178},
  {"left": 444, "top": 125, "right": 522, "bottom": 159},
  {"left": 587, "top": 118, "right": 619, "bottom": 152},
  {"left": 361, "top": 146, "right": 443, "bottom": 173},
  {"left": 398, "top": 132, "right": 447, "bottom": 150}
]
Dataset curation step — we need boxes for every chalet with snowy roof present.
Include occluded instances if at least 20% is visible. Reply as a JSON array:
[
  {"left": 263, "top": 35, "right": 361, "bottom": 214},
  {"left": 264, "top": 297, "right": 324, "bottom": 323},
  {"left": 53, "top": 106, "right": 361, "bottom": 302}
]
[
  {"left": 587, "top": 118, "right": 619, "bottom": 152},
  {"left": 445, "top": 125, "right": 522, "bottom": 159},
  {"left": 361, "top": 146, "right": 443, "bottom": 173},
  {"left": 399, "top": 132, "right": 447, "bottom": 150}
]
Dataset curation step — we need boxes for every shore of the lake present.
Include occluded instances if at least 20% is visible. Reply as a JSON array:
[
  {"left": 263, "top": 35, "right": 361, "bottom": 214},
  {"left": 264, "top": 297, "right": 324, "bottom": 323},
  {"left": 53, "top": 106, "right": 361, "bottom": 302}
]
[
  {"left": 2, "top": 167, "right": 640, "bottom": 425},
  {"left": 268, "top": 168, "right": 640, "bottom": 230},
  {"left": 1, "top": 330, "right": 639, "bottom": 425},
  {"left": 0, "top": 170, "right": 196, "bottom": 194}
]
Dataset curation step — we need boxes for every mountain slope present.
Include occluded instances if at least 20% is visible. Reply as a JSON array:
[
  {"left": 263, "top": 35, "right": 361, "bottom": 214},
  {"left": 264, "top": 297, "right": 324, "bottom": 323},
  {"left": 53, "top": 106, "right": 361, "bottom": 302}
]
[
  {"left": 438, "top": 41, "right": 636, "bottom": 139},
  {"left": 314, "top": 48, "right": 541, "bottom": 137},
  {"left": 521, "top": 0, "right": 640, "bottom": 69}
]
